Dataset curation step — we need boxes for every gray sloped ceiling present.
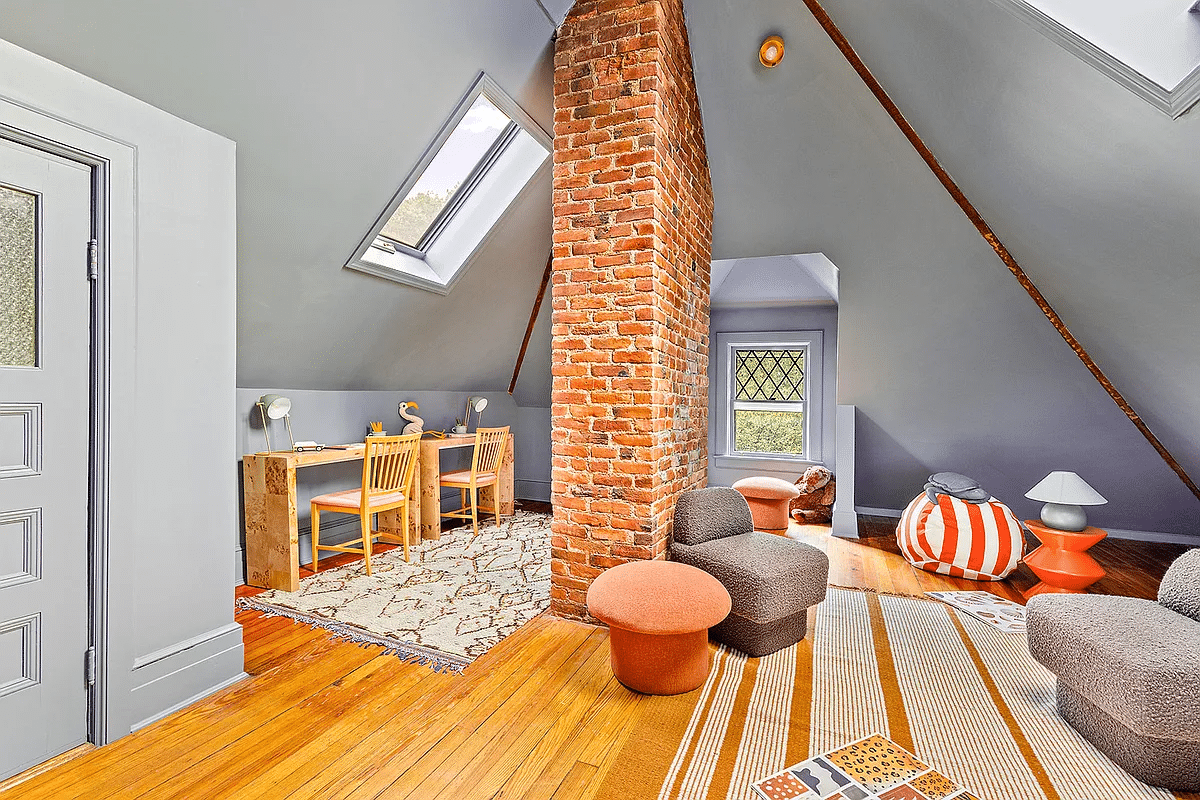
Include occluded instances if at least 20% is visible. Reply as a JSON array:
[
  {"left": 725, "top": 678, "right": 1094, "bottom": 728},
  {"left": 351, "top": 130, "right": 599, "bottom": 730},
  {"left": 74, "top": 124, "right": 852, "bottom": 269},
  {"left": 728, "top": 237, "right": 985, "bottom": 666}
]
[
  {"left": 683, "top": 0, "right": 1199, "bottom": 535},
  {"left": 0, "top": 0, "right": 557, "bottom": 392}
]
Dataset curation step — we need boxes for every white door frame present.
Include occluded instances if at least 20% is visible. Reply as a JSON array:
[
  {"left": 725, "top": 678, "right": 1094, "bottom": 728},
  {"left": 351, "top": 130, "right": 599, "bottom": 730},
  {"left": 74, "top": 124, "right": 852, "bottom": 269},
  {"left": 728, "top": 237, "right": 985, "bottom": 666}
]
[{"left": 0, "top": 116, "right": 125, "bottom": 746}]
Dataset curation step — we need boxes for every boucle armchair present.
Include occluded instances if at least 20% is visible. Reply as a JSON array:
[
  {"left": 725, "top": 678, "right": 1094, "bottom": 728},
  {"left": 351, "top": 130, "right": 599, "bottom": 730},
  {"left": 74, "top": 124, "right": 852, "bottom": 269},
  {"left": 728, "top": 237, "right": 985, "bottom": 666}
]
[
  {"left": 1026, "top": 548, "right": 1200, "bottom": 791},
  {"left": 670, "top": 487, "right": 828, "bottom": 657}
]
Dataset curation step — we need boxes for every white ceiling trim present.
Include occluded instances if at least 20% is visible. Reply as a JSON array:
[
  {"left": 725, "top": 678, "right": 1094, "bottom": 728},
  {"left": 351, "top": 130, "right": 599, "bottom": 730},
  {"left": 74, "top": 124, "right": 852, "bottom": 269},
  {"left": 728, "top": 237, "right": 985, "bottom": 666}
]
[{"left": 988, "top": 0, "right": 1200, "bottom": 118}]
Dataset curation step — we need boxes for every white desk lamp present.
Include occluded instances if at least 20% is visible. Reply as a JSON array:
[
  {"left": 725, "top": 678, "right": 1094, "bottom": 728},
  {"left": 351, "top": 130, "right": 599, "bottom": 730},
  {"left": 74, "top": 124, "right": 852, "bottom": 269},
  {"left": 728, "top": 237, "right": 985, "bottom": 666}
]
[
  {"left": 464, "top": 395, "right": 488, "bottom": 432},
  {"left": 1025, "top": 471, "right": 1107, "bottom": 531},
  {"left": 255, "top": 394, "right": 294, "bottom": 453}
]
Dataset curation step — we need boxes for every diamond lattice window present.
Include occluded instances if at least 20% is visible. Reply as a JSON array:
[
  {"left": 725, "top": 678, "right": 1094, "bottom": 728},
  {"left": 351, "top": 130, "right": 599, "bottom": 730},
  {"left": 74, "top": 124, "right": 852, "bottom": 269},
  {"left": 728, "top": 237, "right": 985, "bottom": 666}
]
[{"left": 734, "top": 349, "right": 805, "bottom": 402}]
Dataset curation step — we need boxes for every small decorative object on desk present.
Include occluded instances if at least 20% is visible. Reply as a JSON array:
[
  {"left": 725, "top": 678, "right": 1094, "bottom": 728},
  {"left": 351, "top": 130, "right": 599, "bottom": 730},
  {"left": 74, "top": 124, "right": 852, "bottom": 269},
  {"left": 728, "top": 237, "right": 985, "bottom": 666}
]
[
  {"left": 751, "top": 733, "right": 978, "bottom": 799},
  {"left": 367, "top": 421, "right": 385, "bottom": 437},
  {"left": 398, "top": 401, "right": 424, "bottom": 435},
  {"left": 452, "top": 420, "right": 467, "bottom": 434},
  {"left": 926, "top": 590, "right": 1026, "bottom": 633},
  {"left": 292, "top": 440, "right": 326, "bottom": 453}
]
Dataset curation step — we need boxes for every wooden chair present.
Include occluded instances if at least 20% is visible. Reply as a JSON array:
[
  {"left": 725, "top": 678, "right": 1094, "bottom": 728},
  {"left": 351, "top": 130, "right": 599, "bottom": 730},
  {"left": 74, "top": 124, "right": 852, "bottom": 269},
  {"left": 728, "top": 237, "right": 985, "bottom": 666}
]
[
  {"left": 440, "top": 426, "right": 509, "bottom": 536},
  {"left": 310, "top": 433, "right": 421, "bottom": 575}
]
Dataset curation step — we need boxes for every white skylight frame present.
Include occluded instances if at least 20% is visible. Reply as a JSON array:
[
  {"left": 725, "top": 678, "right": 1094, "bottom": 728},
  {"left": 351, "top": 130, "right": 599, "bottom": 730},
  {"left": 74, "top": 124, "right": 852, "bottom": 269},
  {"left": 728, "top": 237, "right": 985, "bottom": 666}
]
[{"left": 345, "top": 73, "right": 552, "bottom": 294}]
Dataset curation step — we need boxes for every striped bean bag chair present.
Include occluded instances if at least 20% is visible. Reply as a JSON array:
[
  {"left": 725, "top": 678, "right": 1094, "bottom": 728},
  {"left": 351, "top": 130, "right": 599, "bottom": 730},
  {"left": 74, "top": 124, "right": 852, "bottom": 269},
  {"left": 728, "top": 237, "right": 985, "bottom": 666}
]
[{"left": 896, "top": 492, "right": 1025, "bottom": 581}]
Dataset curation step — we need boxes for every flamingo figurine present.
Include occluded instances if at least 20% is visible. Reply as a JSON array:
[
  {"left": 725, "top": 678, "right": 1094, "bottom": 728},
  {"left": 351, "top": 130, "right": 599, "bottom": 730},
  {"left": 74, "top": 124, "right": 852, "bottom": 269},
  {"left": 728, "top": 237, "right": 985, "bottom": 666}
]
[{"left": 397, "top": 401, "right": 424, "bottom": 435}]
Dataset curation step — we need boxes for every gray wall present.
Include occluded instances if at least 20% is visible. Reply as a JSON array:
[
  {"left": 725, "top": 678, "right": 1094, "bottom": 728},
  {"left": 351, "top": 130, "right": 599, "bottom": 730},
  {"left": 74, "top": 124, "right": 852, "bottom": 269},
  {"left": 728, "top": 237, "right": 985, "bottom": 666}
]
[
  {"left": 234, "top": 388, "right": 551, "bottom": 583},
  {"left": 708, "top": 304, "right": 839, "bottom": 487},
  {"left": 0, "top": 0, "right": 558, "bottom": 394},
  {"left": 685, "top": 0, "right": 1200, "bottom": 538},
  {"left": 0, "top": 40, "right": 242, "bottom": 738}
]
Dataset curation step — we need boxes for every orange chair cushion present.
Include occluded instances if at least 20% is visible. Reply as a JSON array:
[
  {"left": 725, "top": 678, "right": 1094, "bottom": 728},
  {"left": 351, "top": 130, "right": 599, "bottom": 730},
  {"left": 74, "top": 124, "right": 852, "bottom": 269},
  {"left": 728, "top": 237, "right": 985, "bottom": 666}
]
[
  {"left": 586, "top": 560, "right": 730, "bottom": 635},
  {"left": 312, "top": 488, "right": 406, "bottom": 510},
  {"left": 440, "top": 470, "right": 498, "bottom": 486}
]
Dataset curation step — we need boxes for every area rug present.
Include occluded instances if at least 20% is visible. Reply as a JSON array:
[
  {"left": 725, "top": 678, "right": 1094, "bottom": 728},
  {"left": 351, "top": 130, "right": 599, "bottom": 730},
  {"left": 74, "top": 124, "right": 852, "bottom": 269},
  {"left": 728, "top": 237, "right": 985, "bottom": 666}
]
[
  {"left": 596, "top": 587, "right": 1200, "bottom": 800},
  {"left": 236, "top": 510, "right": 550, "bottom": 673}
]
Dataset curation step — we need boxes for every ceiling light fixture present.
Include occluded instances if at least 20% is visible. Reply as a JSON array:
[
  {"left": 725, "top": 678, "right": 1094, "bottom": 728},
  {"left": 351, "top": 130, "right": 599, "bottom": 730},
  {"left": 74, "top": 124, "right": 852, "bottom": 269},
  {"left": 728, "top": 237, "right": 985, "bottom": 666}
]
[{"left": 759, "top": 35, "right": 785, "bottom": 68}]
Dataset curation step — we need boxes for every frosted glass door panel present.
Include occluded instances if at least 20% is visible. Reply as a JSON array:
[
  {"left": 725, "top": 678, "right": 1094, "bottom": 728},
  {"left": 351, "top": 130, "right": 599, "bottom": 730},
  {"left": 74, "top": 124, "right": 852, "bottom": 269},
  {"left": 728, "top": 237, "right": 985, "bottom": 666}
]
[{"left": 0, "top": 186, "right": 37, "bottom": 367}]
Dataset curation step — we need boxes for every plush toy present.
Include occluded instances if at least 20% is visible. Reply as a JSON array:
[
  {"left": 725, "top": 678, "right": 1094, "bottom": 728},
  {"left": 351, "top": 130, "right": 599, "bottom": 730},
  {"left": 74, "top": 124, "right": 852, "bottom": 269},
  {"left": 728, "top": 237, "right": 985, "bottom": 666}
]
[
  {"left": 790, "top": 465, "right": 836, "bottom": 524},
  {"left": 397, "top": 401, "right": 424, "bottom": 435}
]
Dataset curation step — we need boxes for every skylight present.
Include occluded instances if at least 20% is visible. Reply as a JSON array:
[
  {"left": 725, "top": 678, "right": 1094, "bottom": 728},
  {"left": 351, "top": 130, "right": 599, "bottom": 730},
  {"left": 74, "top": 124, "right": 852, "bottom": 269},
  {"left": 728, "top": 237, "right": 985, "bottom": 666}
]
[
  {"left": 993, "top": 0, "right": 1200, "bottom": 116},
  {"left": 379, "top": 96, "right": 514, "bottom": 249},
  {"left": 346, "top": 74, "right": 551, "bottom": 294}
]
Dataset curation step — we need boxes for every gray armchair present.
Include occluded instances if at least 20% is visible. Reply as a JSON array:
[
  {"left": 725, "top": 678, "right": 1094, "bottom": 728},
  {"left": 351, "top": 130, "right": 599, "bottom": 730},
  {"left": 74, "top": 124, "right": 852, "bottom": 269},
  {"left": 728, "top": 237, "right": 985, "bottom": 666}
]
[
  {"left": 1027, "top": 548, "right": 1200, "bottom": 791},
  {"left": 670, "top": 487, "right": 829, "bottom": 657}
]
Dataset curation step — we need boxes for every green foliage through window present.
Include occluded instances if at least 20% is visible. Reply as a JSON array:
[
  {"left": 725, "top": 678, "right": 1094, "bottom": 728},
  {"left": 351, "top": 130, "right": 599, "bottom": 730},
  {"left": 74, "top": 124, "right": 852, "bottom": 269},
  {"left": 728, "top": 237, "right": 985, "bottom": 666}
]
[{"left": 734, "top": 410, "right": 805, "bottom": 455}]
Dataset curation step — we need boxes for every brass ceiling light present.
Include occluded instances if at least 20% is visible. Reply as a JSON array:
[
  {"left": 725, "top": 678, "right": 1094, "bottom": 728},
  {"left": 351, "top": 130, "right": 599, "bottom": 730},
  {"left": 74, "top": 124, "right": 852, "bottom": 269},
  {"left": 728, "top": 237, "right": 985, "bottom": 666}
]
[{"left": 759, "top": 35, "right": 785, "bottom": 68}]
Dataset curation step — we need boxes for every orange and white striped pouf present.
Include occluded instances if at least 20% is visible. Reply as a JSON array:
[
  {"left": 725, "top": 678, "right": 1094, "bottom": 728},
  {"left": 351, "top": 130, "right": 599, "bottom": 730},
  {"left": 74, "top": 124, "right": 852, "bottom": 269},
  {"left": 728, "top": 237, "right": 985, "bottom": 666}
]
[{"left": 896, "top": 492, "right": 1025, "bottom": 581}]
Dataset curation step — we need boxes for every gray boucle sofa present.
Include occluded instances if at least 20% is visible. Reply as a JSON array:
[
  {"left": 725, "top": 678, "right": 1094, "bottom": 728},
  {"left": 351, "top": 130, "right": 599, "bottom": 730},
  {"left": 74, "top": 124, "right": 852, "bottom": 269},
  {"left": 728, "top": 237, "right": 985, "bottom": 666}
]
[
  {"left": 671, "top": 487, "right": 828, "bottom": 657},
  {"left": 1026, "top": 548, "right": 1200, "bottom": 791}
]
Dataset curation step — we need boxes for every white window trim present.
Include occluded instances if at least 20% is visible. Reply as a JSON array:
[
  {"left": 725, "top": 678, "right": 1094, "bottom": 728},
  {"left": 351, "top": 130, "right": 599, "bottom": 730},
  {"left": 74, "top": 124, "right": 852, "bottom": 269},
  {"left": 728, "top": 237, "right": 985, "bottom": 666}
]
[
  {"left": 714, "top": 330, "right": 823, "bottom": 468},
  {"left": 344, "top": 73, "right": 552, "bottom": 294}
]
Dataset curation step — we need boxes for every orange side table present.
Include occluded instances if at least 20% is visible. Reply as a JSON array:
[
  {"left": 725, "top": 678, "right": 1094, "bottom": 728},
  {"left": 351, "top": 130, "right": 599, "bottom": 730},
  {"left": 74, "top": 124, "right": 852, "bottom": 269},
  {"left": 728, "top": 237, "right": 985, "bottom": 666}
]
[{"left": 1023, "top": 519, "right": 1107, "bottom": 597}]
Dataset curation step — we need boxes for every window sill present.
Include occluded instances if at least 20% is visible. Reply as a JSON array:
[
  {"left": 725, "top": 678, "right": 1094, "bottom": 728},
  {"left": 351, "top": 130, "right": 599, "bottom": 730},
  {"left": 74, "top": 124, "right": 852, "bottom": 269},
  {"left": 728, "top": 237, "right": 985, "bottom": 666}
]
[{"left": 712, "top": 453, "right": 825, "bottom": 473}]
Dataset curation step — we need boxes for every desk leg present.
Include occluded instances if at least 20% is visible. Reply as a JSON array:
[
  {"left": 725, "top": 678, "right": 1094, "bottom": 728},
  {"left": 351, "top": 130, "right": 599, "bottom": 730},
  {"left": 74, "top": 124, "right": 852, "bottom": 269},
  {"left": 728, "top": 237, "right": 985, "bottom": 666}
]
[
  {"left": 243, "top": 454, "right": 300, "bottom": 591},
  {"left": 420, "top": 445, "right": 441, "bottom": 540},
  {"left": 481, "top": 435, "right": 516, "bottom": 520},
  {"left": 377, "top": 501, "right": 420, "bottom": 549}
]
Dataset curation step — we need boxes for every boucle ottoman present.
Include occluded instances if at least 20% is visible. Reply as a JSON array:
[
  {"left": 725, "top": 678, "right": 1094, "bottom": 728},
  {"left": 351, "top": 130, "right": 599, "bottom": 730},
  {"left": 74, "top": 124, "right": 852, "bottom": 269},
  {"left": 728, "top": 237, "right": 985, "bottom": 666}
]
[
  {"left": 586, "top": 560, "right": 731, "bottom": 695},
  {"left": 1027, "top": 549, "right": 1200, "bottom": 791},
  {"left": 732, "top": 476, "right": 801, "bottom": 532}
]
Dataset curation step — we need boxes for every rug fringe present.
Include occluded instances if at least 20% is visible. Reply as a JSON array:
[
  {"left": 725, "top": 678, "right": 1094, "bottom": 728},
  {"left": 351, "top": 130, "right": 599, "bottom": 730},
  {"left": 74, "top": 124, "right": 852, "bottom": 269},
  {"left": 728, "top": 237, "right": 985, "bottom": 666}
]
[{"left": 236, "top": 596, "right": 471, "bottom": 675}]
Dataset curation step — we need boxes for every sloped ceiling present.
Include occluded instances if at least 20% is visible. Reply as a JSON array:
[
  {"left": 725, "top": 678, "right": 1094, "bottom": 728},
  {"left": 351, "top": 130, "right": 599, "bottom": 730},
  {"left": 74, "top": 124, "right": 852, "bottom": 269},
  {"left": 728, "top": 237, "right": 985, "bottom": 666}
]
[
  {"left": 0, "top": 0, "right": 557, "bottom": 393},
  {"left": 684, "top": 0, "right": 1200, "bottom": 533}
]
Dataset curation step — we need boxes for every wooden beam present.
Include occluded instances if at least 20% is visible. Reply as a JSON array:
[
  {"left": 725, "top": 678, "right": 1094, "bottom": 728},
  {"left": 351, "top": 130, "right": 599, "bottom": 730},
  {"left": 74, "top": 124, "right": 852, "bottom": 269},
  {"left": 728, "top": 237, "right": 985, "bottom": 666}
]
[
  {"left": 509, "top": 253, "right": 554, "bottom": 396},
  {"left": 799, "top": 0, "right": 1200, "bottom": 503}
]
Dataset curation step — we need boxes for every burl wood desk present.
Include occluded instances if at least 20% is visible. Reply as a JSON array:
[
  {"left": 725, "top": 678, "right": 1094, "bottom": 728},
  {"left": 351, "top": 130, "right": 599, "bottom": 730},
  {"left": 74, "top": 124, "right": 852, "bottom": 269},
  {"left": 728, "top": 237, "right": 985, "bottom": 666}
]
[{"left": 243, "top": 433, "right": 514, "bottom": 591}]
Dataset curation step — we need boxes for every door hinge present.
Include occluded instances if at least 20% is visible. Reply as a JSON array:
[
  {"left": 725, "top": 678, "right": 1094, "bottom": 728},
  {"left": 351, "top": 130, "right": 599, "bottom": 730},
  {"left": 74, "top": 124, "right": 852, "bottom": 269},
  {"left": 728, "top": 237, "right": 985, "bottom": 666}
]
[
  {"left": 85, "top": 646, "right": 97, "bottom": 686},
  {"left": 87, "top": 239, "right": 98, "bottom": 281}
]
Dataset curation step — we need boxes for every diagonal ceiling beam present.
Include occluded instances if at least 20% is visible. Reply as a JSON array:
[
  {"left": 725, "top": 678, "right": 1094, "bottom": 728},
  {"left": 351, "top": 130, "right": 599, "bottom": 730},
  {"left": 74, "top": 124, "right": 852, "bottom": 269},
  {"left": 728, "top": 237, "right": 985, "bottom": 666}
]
[
  {"left": 509, "top": 252, "right": 554, "bottom": 395},
  {"left": 800, "top": 0, "right": 1200, "bottom": 502}
]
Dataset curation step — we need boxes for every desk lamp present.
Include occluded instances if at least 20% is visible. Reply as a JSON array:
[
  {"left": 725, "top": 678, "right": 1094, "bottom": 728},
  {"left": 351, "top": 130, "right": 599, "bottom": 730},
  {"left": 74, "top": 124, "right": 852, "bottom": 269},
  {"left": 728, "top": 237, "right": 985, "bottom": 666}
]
[
  {"left": 464, "top": 395, "right": 488, "bottom": 432},
  {"left": 255, "top": 394, "right": 294, "bottom": 453},
  {"left": 1025, "top": 471, "right": 1107, "bottom": 531}
]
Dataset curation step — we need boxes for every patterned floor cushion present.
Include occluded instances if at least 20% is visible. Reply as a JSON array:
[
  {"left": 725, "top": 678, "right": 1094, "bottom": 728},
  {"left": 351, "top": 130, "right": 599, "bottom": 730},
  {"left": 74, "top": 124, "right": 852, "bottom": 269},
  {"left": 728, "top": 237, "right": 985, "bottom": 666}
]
[{"left": 896, "top": 492, "right": 1025, "bottom": 580}]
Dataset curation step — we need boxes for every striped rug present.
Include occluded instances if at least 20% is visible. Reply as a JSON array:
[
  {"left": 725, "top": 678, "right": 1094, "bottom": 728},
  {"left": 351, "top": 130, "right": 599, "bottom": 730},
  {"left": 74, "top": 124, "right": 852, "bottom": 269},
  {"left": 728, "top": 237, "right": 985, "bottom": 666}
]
[{"left": 596, "top": 588, "right": 1200, "bottom": 800}]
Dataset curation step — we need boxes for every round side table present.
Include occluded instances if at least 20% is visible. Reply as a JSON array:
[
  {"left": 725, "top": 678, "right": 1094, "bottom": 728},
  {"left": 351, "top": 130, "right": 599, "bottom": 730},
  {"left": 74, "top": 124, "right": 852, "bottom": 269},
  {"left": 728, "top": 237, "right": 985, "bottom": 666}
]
[{"left": 1022, "top": 519, "right": 1107, "bottom": 597}]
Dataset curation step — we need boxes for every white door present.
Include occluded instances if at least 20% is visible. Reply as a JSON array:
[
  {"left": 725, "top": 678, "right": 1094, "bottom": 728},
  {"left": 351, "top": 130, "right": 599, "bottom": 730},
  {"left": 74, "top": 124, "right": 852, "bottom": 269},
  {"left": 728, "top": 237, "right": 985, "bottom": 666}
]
[{"left": 0, "top": 137, "right": 93, "bottom": 779}]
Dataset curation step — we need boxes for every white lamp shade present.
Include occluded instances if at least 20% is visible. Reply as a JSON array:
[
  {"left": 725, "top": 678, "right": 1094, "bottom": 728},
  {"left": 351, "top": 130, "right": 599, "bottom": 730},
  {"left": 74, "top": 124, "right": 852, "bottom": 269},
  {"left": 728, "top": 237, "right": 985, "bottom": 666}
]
[
  {"left": 1025, "top": 471, "right": 1107, "bottom": 506},
  {"left": 468, "top": 396, "right": 488, "bottom": 412},
  {"left": 257, "top": 394, "right": 291, "bottom": 420}
]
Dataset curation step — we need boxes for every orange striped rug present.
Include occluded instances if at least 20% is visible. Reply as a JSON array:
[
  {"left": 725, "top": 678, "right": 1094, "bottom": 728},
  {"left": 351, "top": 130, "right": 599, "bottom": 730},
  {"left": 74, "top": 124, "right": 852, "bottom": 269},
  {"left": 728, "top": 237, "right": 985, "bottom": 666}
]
[{"left": 596, "top": 588, "right": 1200, "bottom": 800}]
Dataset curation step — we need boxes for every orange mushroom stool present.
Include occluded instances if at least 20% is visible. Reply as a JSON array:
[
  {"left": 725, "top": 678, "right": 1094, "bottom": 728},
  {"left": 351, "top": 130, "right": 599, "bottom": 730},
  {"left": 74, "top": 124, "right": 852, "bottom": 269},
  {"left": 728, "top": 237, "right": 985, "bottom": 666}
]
[
  {"left": 732, "top": 476, "right": 801, "bottom": 532},
  {"left": 586, "top": 560, "right": 731, "bottom": 695}
]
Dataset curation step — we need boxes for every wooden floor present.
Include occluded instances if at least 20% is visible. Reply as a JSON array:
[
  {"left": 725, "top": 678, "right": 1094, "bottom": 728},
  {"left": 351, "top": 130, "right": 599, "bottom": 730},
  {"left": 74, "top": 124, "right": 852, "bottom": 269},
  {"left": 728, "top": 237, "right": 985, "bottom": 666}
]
[{"left": 4, "top": 510, "right": 1188, "bottom": 799}]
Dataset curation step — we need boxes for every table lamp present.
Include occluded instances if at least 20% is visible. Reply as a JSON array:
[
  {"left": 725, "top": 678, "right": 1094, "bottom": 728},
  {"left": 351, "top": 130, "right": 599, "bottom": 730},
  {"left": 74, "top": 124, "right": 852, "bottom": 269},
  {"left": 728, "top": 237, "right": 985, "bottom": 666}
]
[
  {"left": 255, "top": 394, "right": 294, "bottom": 453},
  {"left": 464, "top": 395, "right": 488, "bottom": 432},
  {"left": 1025, "top": 471, "right": 1107, "bottom": 531}
]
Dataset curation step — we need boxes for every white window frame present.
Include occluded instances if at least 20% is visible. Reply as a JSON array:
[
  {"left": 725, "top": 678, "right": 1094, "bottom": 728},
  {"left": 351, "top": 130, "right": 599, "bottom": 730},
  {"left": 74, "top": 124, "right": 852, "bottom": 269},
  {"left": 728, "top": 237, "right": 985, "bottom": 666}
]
[
  {"left": 344, "top": 73, "right": 552, "bottom": 294},
  {"left": 715, "top": 330, "right": 823, "bottom": 466}
]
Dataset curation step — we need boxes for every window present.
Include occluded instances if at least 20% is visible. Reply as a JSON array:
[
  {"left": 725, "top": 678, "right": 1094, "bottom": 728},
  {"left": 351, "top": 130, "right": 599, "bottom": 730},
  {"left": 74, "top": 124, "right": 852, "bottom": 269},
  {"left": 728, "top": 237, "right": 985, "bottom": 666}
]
[
  {"left": 716, "top": 331, "right": 823, "bottom": 462},
  {"left": 346, "top": 74, "right": 551, "bottom": 293}
]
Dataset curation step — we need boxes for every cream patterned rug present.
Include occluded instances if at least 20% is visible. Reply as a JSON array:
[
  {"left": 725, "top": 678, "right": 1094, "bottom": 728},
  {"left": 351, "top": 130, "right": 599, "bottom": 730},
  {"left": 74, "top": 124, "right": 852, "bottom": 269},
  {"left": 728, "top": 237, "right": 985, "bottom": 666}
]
[{"left": 237, "top": 510, "right": 551, "bottom": 673}]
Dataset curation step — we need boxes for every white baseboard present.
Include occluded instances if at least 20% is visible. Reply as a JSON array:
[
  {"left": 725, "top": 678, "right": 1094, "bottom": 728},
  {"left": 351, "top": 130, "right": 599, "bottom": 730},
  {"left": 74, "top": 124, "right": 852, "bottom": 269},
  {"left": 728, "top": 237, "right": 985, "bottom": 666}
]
[{"left": 854, "top": 505, "right": 903, "bottom": 519}]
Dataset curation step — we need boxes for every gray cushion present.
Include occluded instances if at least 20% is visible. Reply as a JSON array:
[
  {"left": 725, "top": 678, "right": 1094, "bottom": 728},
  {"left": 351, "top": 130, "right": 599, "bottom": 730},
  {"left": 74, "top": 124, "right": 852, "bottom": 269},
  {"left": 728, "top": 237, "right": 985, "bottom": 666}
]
[
  {"left": 927, "top": 472, "right": 979, "bottom": 492},
  {"left": 1026, "top": 593, "right": 1200, "bottom": 741},
  {"left": 673, "top": 487, "right": 753, "bottom": 547},
  {"left": 671, "top": 532, "right": 828, "bottom": 623},
  {"left": 1158, "top": 549, "right": 1200, "bottom": 623}
]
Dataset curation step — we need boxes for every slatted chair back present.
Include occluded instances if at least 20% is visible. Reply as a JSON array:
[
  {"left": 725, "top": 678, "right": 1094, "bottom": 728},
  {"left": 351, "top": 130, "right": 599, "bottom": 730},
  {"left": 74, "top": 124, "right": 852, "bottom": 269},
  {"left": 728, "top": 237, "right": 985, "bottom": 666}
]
[
  {"left": 361, "top": 433, "right": 421, "bottom": 503},
  {"left": 470, "top": 426, "right": 509, "bottom": 482}
]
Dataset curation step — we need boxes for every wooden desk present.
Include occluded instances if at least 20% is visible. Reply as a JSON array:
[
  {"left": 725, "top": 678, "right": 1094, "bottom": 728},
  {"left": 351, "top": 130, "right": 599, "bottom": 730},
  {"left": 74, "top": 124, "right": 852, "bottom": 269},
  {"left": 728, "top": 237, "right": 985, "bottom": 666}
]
[
  {"left": 242, "top": 446, "right": 416, "bottom": 591},
  {"left": 243, "top": 433, "right": 515, "bottom": 591},
  {"left": 418, "top": 433, "right": 515, "bottom": 540}
]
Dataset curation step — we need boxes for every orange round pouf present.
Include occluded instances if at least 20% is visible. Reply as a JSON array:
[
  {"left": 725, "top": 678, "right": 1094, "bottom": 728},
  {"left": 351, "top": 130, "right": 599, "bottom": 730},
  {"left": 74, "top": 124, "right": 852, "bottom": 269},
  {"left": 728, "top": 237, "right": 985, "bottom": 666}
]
[
  {"left": 586, "top": 560, "right": 731, "bottom": 695},
  {"left": 732, "top": 476, "right": 801, "bottom": 531}
]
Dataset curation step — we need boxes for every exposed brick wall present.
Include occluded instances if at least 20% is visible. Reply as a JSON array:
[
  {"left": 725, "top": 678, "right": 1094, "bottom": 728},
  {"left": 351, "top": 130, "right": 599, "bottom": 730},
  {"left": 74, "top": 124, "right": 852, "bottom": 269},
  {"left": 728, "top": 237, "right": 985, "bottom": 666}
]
[{"left": 550, "top": 0, "right": 713, "bottom": 620}]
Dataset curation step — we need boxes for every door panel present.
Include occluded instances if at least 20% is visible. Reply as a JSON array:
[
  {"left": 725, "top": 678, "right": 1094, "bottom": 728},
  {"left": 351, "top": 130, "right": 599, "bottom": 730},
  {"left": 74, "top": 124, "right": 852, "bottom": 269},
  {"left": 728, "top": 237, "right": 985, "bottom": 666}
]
[{"left": 0, "top": 137, "right": 92, "bottom": 779}]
